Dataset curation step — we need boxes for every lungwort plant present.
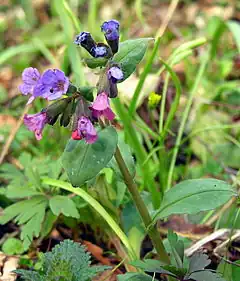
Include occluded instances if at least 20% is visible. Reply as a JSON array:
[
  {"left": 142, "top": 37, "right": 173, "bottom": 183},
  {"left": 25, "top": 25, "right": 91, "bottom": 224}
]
[{"left": 1, "top": 19, "right": 238, "bottom": 281}]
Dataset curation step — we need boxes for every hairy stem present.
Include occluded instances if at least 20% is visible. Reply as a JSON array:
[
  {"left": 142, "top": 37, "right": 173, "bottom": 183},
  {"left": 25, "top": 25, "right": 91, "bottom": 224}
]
[{"left": 114, "top": 146, "right": 170, "bottom": 264}]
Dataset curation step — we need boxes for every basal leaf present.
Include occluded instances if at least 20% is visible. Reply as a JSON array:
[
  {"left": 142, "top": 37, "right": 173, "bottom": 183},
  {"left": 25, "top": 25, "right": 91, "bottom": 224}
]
[
  {"left": 49, "top": 195, "right": 80, "bottom": 218},
  {"left": 113, "top": 38, "right": 153, "bottom": 81},
  {"left": 189, "top": 270, "right": 226, "bottom": 281},
  {"left": 117, "top": 273, "right": 152, "bottom": 281},
  {"left": 62, "top": 126, "right": 118, "bottom": 187},
  {"left": 188, "top": 252, "right": 211, "bottom": 274},
  {"left": 153, "top": 179, "right": 237, "bottom": 222},
  {"left": 21, "top": 201, "right": 47, "bottom": 250},
  {"left": 40, "top": 210, "right": 57, "bottom": 238},
  {"left": 2, "top": 238, "right": 24, "bottom": 255}
]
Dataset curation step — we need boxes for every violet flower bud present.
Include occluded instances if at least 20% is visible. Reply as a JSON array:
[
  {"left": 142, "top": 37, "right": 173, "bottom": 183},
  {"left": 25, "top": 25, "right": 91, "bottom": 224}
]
[
  {"left": 107, "top": 66, "right": 124, "bottom": 84},
  {"left": 77, "top": 116, "right": 98, "bottom": 144},
  {"left": 74, "top": 32, "right": 96, "bottom": 55},
  {"left": 23, "top": 111, "right": 48, "bottom": 140},
  {"left": 101, "top": 20, "right": 120, "bottom": 54},
  {"left": 90, "top": 92, "right": 115, "bottom": 120},
  {"left": 91, "top": 43, "right": 112, "bottom": 58}
]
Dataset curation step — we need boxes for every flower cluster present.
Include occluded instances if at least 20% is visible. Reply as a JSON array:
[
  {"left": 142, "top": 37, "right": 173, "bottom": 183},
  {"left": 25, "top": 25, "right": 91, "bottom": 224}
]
[{"left": 20, "top": 20, "right": 123, "bottom": 144}]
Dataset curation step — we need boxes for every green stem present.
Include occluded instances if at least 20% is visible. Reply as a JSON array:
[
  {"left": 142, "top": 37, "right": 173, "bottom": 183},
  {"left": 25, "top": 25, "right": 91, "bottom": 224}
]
[
  {"left": 159, "top": 72, "right": 170, "bottom": 134},
  {"left": 114, "top": 146, "right": 170, "bottom": 264},
  {"left": 128, "top": 37, "right": 161, "bottom": 117},
  {"left": 167, "top": 54, "right": 209, "bottom": 190}
]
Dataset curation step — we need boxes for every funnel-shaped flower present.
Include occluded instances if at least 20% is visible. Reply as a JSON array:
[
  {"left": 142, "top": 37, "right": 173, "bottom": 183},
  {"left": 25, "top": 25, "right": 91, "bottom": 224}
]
[
  {"left": 77, "top": 116, "right": 97, "bottom": 144},
  {"left": 34, "top": 69, "right": 69, "bottom": 100},
  {"left": 24, "top": 111, "right": 47, "bottom": 140},
  {"left": 19, "top": 67, "right": 41, "bottom": 104},
  {"left": 90, "top": 92, "right": 115, "bottom": 120}
]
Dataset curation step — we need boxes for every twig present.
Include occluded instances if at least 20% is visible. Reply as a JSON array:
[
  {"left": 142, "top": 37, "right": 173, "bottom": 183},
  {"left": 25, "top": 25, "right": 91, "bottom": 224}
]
[
  {"left": 185, "top": 229, "right": 230, "bottom": 257},
  {"left": 156, "top": 0, "right": 180, "bottom": 38},
  {"left": 0, "top": 104, "right": 30, "bottom": 165}
]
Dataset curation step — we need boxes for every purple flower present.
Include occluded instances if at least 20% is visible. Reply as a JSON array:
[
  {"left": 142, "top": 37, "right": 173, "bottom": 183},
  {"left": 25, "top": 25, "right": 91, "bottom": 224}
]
[
  {"left": 74, "top": 32, "right": 96, "bottom": 56},
  {"left": 90, "top": 92, "right": 115, "bottom": 120},
  {"left": 77, "top": 116, "right": 98, "bottom": 144},
  {"left": 24, "top": 111, "right": 48, "bottom": 140},
  {"left": 107, "top": 66, "right": 124, "bottom": 83},
  {"left": 19, "top": 67, "right": 41, "bottom": 104},
  {"left": 33, "top": 69, "right": 69, "bottom": 100},
  {"left": 101, "top": 20, "right": 120, "bottom": 54},
  {"left": 101, "top": 20, "right": 120, "bottom": 41}
]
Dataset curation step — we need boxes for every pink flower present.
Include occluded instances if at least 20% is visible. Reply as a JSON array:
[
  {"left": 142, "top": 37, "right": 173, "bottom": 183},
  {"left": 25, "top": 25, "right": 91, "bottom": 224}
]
[
  {"left": 77, "top": 116, "right": 98, "bottom": 144},
  {"left": 90, "top": 92, "right": 115, "bottom": 120},
  {"left": 24, "top": 111, "right": 47, "bottom": 140}
]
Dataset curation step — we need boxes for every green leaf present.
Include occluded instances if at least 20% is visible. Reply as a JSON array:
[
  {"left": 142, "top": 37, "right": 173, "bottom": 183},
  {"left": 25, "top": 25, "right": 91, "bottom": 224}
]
[
  {"left": 6, "top": 185, "right": 42, "bottom": 199},
  {"left": 20, "top": 199, "right": 47, "bottom": 250},
  {"left": 131, "top": 260, "right": 178, "bottom": 277},
  {"left": 44, "top": 240, "right": 109, "bottom": 281},
  {"left": 49, "top": 195, "right": 80, "bottom": 218},
  {"left": 40, "top": 210, "right": 57, "bottom": 238},
  {"left": 153, "top": 179, "right": 237, "bottom": 222},
  {"left": 14, "top": 270, "right": 43, "bottom": 281},
  {"left": 84, "top": 57, "right": 108, "bottom": 68},
  {"left": 232, "top": 261, "right": 240, "bottom": 281},
  {"left": 167, "top": 230, "right": 184, "bottom": 268},
  {"left": 2, "top": 238, "right": 24, "bottom": 255},
  {"left": 217, "top": 260, "right": 232, "bottom": 281},
  {"left": 189, "top": 270, "right": 226, "bottom": 281},
  {"left": 117, "top": 273, "right": 153, "bottom": 281},
  {"left": 62, "top": 126, "right": 118, "bottom": 187},
  {"left": 0, "top": 195, "right": 47, "bottom": 225},
  {"left": 227, "top": 20, "right": 240, "bottom": 53},
  {"left": 188, "top": 252, "right": 211, "bottom": 274},
  {"left": 107, "top": 132, "right": 135, "bottom": 180},
  {"left": 113, "top": 38, "right": 153, "bottom": 81}
]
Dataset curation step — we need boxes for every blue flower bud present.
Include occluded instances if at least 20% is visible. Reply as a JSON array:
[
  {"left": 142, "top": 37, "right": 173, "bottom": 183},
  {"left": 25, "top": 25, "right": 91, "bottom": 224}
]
[
  {"left": 101, "top": 20, "right": 120, "bottom": 54},
  {"left": 74, "top": 32, "right": 96, "bottom": 55},
  {"left": 91, "top": 43, "right": 112, "bottom": 58}
]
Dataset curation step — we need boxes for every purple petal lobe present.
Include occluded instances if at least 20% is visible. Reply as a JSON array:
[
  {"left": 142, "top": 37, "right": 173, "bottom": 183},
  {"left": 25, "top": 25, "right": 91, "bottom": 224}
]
[
  {"left": 77, "top": 116, "right": 98, "bottom": 144},
  {"left": 19, "top": 67, "right": 41, "bottom": 96}
]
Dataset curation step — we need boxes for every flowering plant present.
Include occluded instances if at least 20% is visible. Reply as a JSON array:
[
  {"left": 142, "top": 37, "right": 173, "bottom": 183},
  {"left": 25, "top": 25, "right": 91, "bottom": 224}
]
[{"left": 13, "top": 18, "right": 236, "bottom": 281}]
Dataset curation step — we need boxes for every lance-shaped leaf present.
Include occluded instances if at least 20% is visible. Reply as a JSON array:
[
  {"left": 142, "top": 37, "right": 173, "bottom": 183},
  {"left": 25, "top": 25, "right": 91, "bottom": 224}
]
[{"left": 152, "top": 179, "right": 237, "bottom": 222}]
